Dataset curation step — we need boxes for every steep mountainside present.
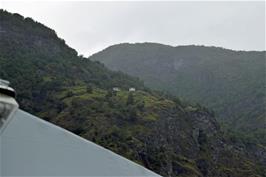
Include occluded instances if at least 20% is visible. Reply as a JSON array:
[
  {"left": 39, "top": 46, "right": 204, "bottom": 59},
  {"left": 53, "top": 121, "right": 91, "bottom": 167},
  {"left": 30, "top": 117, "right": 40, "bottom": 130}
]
[
  {"left": 0, "top": 11, "right": 144, "bottom": 113},
  {"left": 90, "top": 43, "right": 266, "bottom": 145},
  {"left": 0, "top": 10, "right": 265, "bottom": 177}
]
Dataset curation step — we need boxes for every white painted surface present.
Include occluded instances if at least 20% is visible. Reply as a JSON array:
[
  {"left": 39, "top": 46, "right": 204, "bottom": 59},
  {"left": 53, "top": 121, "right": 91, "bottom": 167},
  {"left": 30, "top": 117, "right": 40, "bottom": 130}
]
[{"left": 0, "top": 110, "right": 161, "bottom": 177}]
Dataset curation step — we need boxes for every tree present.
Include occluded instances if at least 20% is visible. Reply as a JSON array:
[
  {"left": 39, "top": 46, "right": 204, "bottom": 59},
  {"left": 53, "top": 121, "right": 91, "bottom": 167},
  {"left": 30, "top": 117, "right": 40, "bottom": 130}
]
[
  {"left": 86, "top": 85, "right": 93, "bottom": 93},
  {"left": 128, "top": 106, "right": 137, "bottom": 122},
  {"left": 66, "top": 91, "right": 74, "bottom": 97},
  {"left": 127, "top": 92, "right": 134, "bottom": 105},
  {"left": 105, "top": 90, "right": 113, "bottom": 99},
  {"left": 137, "top": 101, "right": 145, "bottom": 111}
]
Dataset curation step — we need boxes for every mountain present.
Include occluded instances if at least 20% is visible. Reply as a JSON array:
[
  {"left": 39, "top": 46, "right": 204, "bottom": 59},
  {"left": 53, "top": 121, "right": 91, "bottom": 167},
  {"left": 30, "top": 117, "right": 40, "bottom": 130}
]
[
  {"left": 0, "top": 11, "right": 145, "bottom": 113},
  {"left": 90, "top": 42, "right": 266, "bottom": 145},
  {"left": 0, "top": 10, "right": 265, "bottom": 177}
]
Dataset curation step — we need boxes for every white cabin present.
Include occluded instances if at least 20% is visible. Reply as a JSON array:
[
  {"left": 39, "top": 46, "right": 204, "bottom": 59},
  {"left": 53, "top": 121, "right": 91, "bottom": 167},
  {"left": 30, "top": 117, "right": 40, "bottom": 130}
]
[
  {"left": 129, "top": 88, "right": 136, "bottom": 92},
  {"left": 112, "top": 87, "right": 120, "bottom": 92}
]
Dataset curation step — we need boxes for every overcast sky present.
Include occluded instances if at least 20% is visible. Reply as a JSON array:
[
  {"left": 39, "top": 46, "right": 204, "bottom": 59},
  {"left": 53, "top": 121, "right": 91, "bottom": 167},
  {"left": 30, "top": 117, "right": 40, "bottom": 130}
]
[{"left": 1, "top": 1, "right": 265, "bottom": 56}]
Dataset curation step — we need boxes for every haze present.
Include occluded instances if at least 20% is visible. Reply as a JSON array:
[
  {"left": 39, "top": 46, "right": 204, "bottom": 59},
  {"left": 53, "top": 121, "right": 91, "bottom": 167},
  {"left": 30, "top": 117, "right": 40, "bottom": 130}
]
[{"left": 1, "top": 1, "right": 265, "bottom": 56}]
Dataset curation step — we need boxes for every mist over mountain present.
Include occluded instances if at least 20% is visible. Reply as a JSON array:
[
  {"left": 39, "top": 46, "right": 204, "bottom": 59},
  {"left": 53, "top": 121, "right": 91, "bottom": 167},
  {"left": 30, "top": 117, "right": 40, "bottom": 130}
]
[
  {"left": 1, "top": 10, "right": 265, "bottom": 177},
  {"left": 90, "top": 42, "right": 266, "bottom": 145}
]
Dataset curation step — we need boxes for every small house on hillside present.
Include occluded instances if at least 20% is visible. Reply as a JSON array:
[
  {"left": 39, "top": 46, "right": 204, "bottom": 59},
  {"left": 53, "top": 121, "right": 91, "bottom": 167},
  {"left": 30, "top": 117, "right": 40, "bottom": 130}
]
[
  {"left": 129, "top": 88, "right": 136, "bottom": 92},
  {"left": 112, "top": 87, "right": 120, "bottom": 92}
]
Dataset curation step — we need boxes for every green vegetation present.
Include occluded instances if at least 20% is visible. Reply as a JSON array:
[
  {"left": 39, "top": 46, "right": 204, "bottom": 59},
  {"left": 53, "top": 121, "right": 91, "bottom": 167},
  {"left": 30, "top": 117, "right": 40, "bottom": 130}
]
[
  {"left": 90, "top": 42, "right": 266, "bottom": 145},
  {"left": 0, "top": 10, "right": 265, "bottom": 177}
]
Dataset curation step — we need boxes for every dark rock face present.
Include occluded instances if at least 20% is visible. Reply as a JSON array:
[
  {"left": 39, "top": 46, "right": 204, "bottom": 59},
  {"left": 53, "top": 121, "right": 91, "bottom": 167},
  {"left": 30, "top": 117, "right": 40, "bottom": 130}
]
[{"left": 111, "top": 105, "right": 265, "bottom": 177}]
